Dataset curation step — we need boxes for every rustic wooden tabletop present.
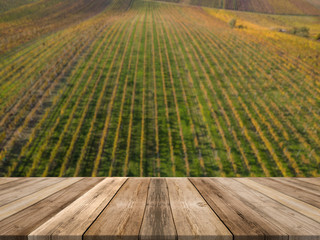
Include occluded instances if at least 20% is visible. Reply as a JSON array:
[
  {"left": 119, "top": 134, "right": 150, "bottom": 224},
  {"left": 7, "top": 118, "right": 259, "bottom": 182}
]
[{"left": 0, "top": 177, "right": 319, "bottom": 240}]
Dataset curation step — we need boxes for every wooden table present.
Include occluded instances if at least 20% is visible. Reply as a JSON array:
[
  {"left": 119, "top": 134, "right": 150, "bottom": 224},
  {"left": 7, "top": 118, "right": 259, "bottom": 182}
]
[{"left": 0, "top": 177, "right": 319, "bottom": 240}]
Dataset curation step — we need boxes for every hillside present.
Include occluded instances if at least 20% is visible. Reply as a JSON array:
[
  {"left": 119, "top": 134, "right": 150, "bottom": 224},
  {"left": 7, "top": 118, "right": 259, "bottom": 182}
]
[
  {"left": 204, "top": 8, "right": 320, "bottom": 37},
  {"left": 159, "top": 0, "right": 320, "bottom": 15},
  {"left": 0, "top": 0, "right": 114, "bottom": 53},
  {"left": 0, "top": 0, "right": 39, "bottom": 13},
  {"left": 0, "top": 0, "right": 319, "bottom": 177}
]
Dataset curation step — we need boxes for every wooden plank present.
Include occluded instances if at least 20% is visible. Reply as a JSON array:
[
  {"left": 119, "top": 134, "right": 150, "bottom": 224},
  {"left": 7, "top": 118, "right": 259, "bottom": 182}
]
[
  {"left": 0, "top": 178, "right": 81, "bottom": 221},
  {"left": 84, "top": 178, "right": 150, "bottom": 240},
  {"left": 252, "top": 178, "right": 320, "bottom": 208},
  {"left": 219, "top": 178, "right": 320, "bottom": 240},
  {"left": 166, "top": 178, "right": 232, "bottom": 240},
  {"left": 279, "top": 178, "right": 320, "bottom": 195},
  {"left": 0, "top": 178, "right": 37, "bottom": 193},
  {"left": 139, "top": 178, "right": 176, "bottom": 240},
  {"left": 0, "top": 178, "right": 20, "bottom": 185},
  {"left": 298, "top": 178, "right": 320, "bottom": 186},
  {"left": 189, "top": 177, "right": 285, "bottom": 240},
  {"left": 0, "top": 178, "right": 63, "bottom": 206},
  {"left": 29, "top": 177, "right": 127, "bottom": 240},
  {"left": 273, "top": 178, "right": 320, "bottom": 195},
  {"left": 0, "top": 178, "right": 104, "bottom": 240},
  {"left": 237, "top": 178, "right": 320, "bottom": 223}
]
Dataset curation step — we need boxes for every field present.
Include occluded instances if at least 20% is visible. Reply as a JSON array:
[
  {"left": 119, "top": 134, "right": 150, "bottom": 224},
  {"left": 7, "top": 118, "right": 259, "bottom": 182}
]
[
  {"left": 157, "top": 0, "right": 320, "bottom": 15},
  {"left": 204, "top": 8, "right": 320, "bottom": 36},
  {"left": 0, "top": 0, "right": 319, "bottom": 177}
]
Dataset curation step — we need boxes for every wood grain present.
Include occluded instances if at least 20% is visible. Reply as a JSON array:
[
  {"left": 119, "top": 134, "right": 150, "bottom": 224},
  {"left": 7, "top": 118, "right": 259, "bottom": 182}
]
[
  {"left": 298, "top": 178, "right": 320, "bottom": 186},
  {"left": 29, "top": 177, "right": 127, "bottom": 240},
  {"left": 0, "top": 178, "right": 36, "bottom": 192},
  {"left": 222, "top": 178, "right": 320, "bottom": 240},
  {"left": 252, "top": 178, "right": 320, "bottom": 208},
  {"left": 0, "top": 177, "right": 318, "bottom": 240},
  {"left": 237, "top": 178, "right": 320, "bottom": 223},
  {"left": 0, "top": 178, "right": 81, "bottom": 221},
  {"left": 0, "top": 178, "right": 19, "bottom": 185},
  {"left": 0, "top": 178, "right": 63, "bottom": 206},
  {"left": 189, "top": 177, "right": 284, "bottom": 240},
  {"left": 167, "top": 178, "right": 232, "bottom": 240},
  {"left": 84, "top": 178, "right": 150, "bottom": 240},
  {"left": 140, "top": 178, "right": 176, "bottom": 240},
  {"left": 279, "top": 178, "right": 320, "bottom": 195},
  {"left": 0, "top": 178, "right": 103, "bottom": 240}
]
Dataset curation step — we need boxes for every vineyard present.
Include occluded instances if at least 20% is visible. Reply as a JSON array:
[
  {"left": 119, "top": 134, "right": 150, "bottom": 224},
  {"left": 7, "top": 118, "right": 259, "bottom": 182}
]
[{"left": 0, "top": 0, "right": 319, "bottom": 177}]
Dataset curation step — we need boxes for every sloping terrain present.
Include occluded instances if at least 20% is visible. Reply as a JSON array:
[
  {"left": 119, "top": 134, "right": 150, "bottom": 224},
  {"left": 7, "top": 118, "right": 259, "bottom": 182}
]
[
  {"left": 306, "top": 0, "right": 320, "bottom": 9},
  {"left": 160, "top": 0, "right": 320, "bottom": 15},
  {"left": 204, "top": 8, "right": 320, "bottom": 65},
  {"left": 0, "top": 0, "right": 40, "bottom": 13},
  {"left": 0, "top": 0, "right": 115, "bottom": 53}
]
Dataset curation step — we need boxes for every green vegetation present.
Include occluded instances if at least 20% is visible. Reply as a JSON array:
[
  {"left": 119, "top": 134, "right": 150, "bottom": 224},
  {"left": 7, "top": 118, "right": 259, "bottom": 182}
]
[
  {"left": 288, "top": 27, "right": 310, "bottom": 37},
  {"left": 0, "top": 0, "right": 319, "bottom": 177},
  {"left": 229, "top": 18, "right": 237, "bottom": 28},
  {"left": 0, "top": 0, "right": 40, "bottom": 13}
]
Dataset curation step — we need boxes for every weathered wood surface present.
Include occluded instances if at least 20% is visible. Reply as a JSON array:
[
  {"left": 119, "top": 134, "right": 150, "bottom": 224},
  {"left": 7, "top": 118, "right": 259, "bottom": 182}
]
[
  {"left": 140, "top": 178, "right": 176, "bottom": 240},
  {"left": 29, "top": 177, "right": 127, "bottom": 240},
  {"left": 84, "top": 178, "right": 148, "bottom": 240},
  {"left": 0, "top": 178, "right": 81, "bottom": 222},
  {"left": 0, "top": 177, "right": 319, "bottom": 240},
  {"left": 167, "top": 178, "right": 232, "bottom": 240}
]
